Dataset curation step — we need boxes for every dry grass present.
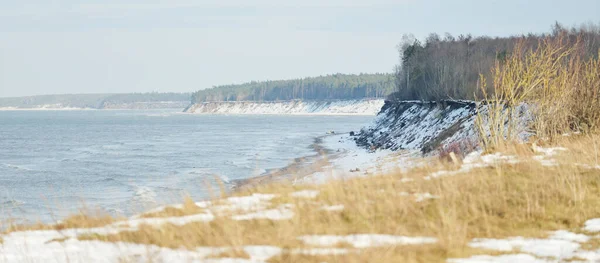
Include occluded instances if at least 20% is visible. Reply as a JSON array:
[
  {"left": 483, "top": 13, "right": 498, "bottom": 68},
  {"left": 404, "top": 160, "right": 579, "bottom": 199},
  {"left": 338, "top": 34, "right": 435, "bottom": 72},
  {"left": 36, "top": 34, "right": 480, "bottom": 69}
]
[
  {"left": 139, "top": 196, "right": 205, "bottom": 218},
  {"left": 61, "top": 133, "right": 600, "bottom": 262},
  {"left": 208, "top": 248, "right": 251, "bottom": 260},
  {"left": 477, "top": 34, "right": 600, "bottom": 150},
  {"left": 6, "top": 212, "right": 118, "bottom": 233}
]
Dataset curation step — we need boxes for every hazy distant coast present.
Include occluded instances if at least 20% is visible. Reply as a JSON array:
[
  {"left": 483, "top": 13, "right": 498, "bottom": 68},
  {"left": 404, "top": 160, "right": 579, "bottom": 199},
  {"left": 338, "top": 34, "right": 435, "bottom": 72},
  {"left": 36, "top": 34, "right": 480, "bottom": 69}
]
[{"left": 0, "top": 93, "right": 191, "bottom": 110}]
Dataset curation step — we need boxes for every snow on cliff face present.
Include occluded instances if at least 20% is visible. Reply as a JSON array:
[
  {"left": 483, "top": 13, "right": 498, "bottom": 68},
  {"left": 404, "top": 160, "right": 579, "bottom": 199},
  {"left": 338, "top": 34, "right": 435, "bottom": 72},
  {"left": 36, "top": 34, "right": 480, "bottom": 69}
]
[
  {"left": 185, "top": 99, "right": 385, "bottom": 115},
  {"left": 355, "top": 101, "right": 477, "bottom": 153},
  {"left": 354, "top": 100, "right": 532, "bottom": 156}
]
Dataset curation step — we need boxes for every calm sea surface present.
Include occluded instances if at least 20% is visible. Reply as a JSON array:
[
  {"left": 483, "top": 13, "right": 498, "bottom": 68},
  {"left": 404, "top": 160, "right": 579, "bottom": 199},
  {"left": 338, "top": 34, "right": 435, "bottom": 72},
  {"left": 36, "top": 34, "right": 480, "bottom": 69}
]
[{"left": 0, "top": 110, "right": 372, "bottom": 223}]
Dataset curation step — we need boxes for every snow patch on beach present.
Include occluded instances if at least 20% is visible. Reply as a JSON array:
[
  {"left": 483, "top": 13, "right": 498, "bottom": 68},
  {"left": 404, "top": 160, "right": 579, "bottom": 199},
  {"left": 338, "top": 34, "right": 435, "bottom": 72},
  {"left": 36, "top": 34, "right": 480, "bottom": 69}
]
[
  {"left": 297, "top": 134, "right": 422, "bottom": 184},
  {"left": 584, "top": 218, "right": 600, "bottom": 232},
  {"left": 298, "top": 234, "right": 437, "bottom": 248},
  {"left": 424, "top": 145, "right": 569, "bottom": 180},
  {"left": 232, "top": 204, "right": 294, "bottom": 221},
  {"left": 449, "top": 254, "right": 549, "bottom": 263},
  {"left": 320, "top": 204, "right": 345, "bottom": 212},
  {"left": 451, "top": 222, "right": 600, "bottom": 263},
  {"left": 290, "top": 190, "right": 319, "bottom": 199},
  {"left": 0, "top": 230, "right": 282, "bottom": 263}
]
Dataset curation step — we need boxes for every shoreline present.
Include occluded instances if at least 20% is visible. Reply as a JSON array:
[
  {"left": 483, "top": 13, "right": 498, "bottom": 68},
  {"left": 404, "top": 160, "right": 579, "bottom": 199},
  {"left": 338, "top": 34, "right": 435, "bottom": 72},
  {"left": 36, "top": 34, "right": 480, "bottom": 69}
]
[
  {"left": 232, "top": 133, "right": 423, "bottom": 190},
  {"left": 0, "top": 108, "right": 187, "bottom": 111},
  {"left": 231, "top": 135, "right": 341, "bottom": 190}
]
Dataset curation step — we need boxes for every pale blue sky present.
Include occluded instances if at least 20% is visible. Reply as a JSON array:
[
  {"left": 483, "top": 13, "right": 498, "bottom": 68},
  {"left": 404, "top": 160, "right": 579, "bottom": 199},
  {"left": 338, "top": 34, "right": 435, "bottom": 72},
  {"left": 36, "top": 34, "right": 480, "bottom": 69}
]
[{"left": 0, "top": 0, "right": 598, "bottom": 97}]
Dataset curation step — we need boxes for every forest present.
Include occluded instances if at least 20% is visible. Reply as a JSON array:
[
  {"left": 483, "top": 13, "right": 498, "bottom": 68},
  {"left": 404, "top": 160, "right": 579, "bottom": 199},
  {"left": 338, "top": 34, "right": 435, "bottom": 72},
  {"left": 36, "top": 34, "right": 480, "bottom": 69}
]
[
  {"left": 191, "top": 73, "right": 394, "bottom": 103},
  {"left": 391, "top": 23, "right": 600, "bottom": 101}
]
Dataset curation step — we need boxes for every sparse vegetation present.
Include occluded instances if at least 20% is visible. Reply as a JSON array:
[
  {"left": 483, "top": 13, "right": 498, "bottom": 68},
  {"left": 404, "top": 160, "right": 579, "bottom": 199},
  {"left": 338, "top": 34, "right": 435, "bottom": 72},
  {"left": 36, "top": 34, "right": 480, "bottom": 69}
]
[{"left": 6, "top": 212, "right": 118, "bottom": 233}]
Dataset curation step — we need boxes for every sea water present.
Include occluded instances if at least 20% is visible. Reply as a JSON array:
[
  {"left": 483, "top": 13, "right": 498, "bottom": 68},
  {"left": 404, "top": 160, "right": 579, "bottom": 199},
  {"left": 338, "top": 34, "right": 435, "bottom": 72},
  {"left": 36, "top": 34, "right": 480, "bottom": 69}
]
[{"left": 0, "top": 109, "right": 372, "bottom": 223}]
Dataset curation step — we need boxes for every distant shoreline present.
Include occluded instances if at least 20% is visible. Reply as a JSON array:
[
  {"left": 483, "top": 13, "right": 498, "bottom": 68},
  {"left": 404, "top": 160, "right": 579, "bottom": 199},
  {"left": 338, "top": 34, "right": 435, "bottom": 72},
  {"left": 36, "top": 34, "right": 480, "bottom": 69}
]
[{"left": 0, "top": 107, "right": 186, "bottom": 111}]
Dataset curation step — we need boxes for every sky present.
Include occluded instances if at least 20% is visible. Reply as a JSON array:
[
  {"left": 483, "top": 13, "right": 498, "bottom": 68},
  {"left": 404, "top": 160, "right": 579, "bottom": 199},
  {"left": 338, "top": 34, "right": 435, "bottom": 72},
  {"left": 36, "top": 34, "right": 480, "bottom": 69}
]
[{"left": 0, "top": 0, "right": 598, "bottom": 97}]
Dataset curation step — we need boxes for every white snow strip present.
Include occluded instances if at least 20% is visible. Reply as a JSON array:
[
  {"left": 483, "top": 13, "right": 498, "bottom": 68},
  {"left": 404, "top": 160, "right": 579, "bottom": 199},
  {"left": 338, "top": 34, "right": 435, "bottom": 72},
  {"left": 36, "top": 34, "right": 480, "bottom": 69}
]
[
  {"left": 533, "top": 155, "right": 558, "bottom": 167},
  {"left": 448, "top": 254, "right": 551, "bottom": 263},
  {"left": 577, "top": 163, "right": 600, "bottom": 170},
  {"left": 549, "top": 230, "right": 590, "bottom": 243},
  {"left": 241, "top": 246, "right": 282, "bottom": 261},
  {"left": 0, "top": 230, "right": 282, "bottom": 263},
  {"left": 50, "top": 193, "right": 279, "bottom": 237},
  {"left": 532, "top": 145, "right": 568, "bottom": 157},
  {"left": 454, "top": 220, "right": 600, "bottom": 263},
  {"left": 298, "top": 234, "right": 437, "bottom": 248},
  {"left": 203, "top": 193, "right": 278, "bottom": 216},
  {"left": 584, "top": 218, "right": 600, "bottom": 232},
  {"left": 425, "top": 151, "right": 520, "bottom": 180},
  {"left": 113, "top": 212, "right": 215, "bottom": 228},
  {"left": 467, "top": 231, "right": 589, "bottom": 259},
  {"left": 219, "top": 194, "right": 277, "bottom": 212},
  {"left": 399, "top": 178, "right": 414, "bottom": 183},
  {"left": 290, "top": 190, "right": 320, "bottom": 199},
  {"left": 0, "top": 231, "right": 207, "bottom": 263},
  {"left": 290, "top": 248, "right": 350, "bottom": 256},
  {"left": 397, "top": 192, "right": 439, "bottom": 202},
  {"left": 232, "top": 204, "right": 294, "bottom": 221},
  {"left": 136, "top": 194, "right": 269, "bottom": 219},
  {"left": 320, "top": 205, "right": 345, "bottom": 212},
  {"left": 414, "top": 193, "right": 440, "bottom": 202}
]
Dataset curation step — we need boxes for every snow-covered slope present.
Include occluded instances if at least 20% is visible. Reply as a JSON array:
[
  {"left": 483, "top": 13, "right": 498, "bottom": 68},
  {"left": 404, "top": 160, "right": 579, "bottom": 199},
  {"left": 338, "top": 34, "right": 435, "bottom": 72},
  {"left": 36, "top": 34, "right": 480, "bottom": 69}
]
[
  {"left": 354, "top": 100, "right": 531, "bottom": 155},
  {"left": 185, "top": 99, "right": 385, "bottom": 115}
]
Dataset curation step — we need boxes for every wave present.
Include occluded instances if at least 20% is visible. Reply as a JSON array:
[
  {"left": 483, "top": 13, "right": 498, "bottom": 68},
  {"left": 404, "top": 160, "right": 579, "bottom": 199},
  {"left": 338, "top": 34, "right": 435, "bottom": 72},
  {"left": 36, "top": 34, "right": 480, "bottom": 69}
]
[
  {"left": 131, "top": 186, "right": 157, "bottom": 204},
  {"left": 0, "top": 197, "right": 26, "bottom": 207},
  {"left": 2, "top": 163, "right": 33, "bottom": 171},
  {"left": 144, "top": 113, "right": 173, "bottom": 117},
  {"left": 95, "top": 177, "right": 120, "bottom": 184}
]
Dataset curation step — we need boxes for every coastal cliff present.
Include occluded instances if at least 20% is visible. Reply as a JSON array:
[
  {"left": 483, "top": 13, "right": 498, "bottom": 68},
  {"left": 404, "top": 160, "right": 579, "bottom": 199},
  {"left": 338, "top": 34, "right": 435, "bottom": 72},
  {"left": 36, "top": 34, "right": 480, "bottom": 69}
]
[
  {"left": 353, "top": 100, "right": 531, "bottom": 156},
  {"left": 184, "top": 99, "right": 385, "bottom": 115}
]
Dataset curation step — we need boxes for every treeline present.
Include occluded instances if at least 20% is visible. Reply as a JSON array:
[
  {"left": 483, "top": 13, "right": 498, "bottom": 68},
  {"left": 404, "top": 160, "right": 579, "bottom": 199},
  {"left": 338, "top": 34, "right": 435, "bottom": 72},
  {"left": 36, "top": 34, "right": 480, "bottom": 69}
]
[
  {"left": 192, "top": 74, "right": 394, "bottom": 103},
  {"left": 391, "top": 23, "right": 600, "bottom": 101}
]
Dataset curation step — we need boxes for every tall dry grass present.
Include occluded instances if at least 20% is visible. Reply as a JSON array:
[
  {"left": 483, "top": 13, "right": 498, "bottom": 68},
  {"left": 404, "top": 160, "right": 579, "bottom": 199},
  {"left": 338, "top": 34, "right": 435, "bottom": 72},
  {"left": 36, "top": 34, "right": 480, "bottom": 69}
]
[{"left": 477, "top": 34, "right": 600, "bottom": 150}]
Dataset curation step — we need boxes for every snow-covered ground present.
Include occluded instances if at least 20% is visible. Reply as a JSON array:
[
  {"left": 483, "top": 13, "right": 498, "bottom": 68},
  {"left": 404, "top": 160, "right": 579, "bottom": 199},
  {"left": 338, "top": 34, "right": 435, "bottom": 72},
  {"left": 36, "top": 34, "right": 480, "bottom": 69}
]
[
  {"left": 186, "top": 99, "right": 385, "bottom": 115},
  {"left": 0, "top": 191, "right": 438, "bottom": 263},
  {"left": 3, "top": 188, "right": 599, "bottom": 262},
  {"left": 296, "top": 134, "right": 423, "bottom": 184},
  {"left": 450, "top": 220, "right": 600, "bottom": 263}
]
